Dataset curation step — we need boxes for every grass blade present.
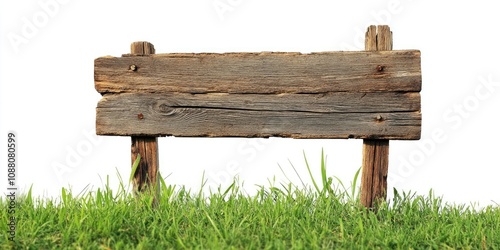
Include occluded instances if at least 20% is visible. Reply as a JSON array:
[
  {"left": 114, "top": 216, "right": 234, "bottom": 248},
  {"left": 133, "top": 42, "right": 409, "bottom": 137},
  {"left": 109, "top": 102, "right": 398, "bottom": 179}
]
[
  {"left": 320, "top": 148, "right": 333, "bottom": 195},
  {"left": 321, "top": 149, "right": 327, "bottom": 188},
  {"left": 351, "top": 167, "right": 362, "bottom": 200},
  {"left": 303, "top": 150, "right": 321, "bottom": 194},
  {"left": 129, "top": 153, "right": 141, "bottom": 183},
  {"left": 203, "top": 209, "right": 224, "bottom": 239},
  {"left": 288, "top": 159, "right": 307, "bottom": 189}
]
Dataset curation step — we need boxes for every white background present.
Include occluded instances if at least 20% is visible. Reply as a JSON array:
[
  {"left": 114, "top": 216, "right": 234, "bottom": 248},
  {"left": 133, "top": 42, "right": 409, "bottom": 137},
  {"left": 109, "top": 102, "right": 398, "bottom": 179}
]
[{"left": 1, "top": 1, "right": 499, "bottom": 207}]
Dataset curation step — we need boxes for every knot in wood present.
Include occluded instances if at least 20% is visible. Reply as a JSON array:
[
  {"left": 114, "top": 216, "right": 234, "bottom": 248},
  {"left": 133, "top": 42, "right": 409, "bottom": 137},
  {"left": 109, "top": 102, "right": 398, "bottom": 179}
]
[{"left": 158, "top": 104, "right": 177, "bottom": 116}]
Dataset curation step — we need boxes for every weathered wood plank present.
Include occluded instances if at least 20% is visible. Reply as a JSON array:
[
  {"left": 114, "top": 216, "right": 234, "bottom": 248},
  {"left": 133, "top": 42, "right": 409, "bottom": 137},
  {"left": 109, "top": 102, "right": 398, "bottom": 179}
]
[
  {"left": 95, "top": 50, "right": 421, "bottom": 94},
  {"left": 96, "top": 92, "right": 421, "bottom": 139}
]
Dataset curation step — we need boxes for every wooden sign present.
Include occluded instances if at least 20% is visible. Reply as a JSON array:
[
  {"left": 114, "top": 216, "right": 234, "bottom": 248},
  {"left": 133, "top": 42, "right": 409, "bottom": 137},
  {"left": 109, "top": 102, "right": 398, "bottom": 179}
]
[
  {"left": 95, "top": 50, "right": 421, "bottom": 139},
  {"left": 94, "top": 25, "right": 422, "bottom": 208}
]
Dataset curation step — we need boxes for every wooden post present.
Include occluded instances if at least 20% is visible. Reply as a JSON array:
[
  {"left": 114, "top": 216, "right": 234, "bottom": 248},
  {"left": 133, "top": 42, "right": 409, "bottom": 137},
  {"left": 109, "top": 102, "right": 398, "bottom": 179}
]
[
  {"left": 129, "top": 41, "right": 160, "bottom": 204},
  {"left": 360, "top": 25, "right": 392, "bottom": 208}
]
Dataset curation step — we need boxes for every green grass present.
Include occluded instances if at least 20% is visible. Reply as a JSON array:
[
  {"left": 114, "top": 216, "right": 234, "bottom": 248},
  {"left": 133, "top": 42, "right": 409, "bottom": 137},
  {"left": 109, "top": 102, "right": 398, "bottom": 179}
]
[{"left": 1, "top": 152, "right": 500, "bottom": 249}]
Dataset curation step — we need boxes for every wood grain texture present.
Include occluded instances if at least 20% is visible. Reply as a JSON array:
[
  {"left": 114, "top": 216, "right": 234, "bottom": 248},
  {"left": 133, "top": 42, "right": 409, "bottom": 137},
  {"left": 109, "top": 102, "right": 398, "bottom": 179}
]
[
  {"left": 361, "top": 25, "right": 393, "bottom": 209},
  {"left": 98, "top": 92, "right": 420, "bottom": 113},
  {"left": 95, "top": 50, "right": 421, "bottom": 94},
  {"left": 96, "top": 92, "right": 421, "bottom": 139},
  {"left": 361, "top": 139, "right": 389, "bottom": 208},
  {"left": 131, "top": 136, "right": 159, "bottom": 193}
]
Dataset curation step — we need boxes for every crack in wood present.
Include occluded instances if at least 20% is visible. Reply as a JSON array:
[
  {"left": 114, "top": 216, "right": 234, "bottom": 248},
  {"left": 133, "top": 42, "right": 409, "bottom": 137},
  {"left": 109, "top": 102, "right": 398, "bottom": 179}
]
[{"left": 157, "top": 105, "right": 421, "bottom": 115}]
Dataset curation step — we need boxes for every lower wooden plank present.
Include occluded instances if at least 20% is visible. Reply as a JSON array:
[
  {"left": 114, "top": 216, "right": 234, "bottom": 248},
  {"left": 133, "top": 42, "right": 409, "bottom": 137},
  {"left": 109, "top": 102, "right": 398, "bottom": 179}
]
[{"left": 96, "top": 93, "right": 421, "bottom": 139}]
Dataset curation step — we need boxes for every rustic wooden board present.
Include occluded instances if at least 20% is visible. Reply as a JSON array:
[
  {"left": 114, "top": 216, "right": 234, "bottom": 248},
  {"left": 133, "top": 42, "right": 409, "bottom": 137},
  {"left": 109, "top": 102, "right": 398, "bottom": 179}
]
[
  {"left": 96, "top": 92, "right": 421, "bottom": 139},
  {"left": 95, "top": 50, "right": 421, "bottom": 94}
]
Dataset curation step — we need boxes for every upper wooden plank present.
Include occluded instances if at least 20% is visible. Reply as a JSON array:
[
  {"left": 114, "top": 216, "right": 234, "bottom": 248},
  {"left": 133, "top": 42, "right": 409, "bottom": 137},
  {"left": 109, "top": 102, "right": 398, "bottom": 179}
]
[{"left": 95, "top": 50, "right": 421, "bottom": 94}]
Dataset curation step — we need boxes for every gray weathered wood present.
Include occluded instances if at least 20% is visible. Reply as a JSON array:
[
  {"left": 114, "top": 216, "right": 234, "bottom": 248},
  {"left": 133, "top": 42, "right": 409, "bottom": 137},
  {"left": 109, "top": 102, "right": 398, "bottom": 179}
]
[
  {"left": 95, "top": 50, "right": 421, "bottom": 94},
  {"left": 96, "top": 92, "right": 421, "bottom": 139},
  {"left": 98, "top": 92, "right": 420, "bottom": 113}
]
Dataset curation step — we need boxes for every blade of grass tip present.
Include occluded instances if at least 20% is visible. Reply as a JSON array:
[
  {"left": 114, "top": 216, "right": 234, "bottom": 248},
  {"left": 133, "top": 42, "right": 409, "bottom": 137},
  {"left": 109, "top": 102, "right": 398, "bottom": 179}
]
[
  {"left": 351, "top": 167, "right": 362, "bottom": 200},
  {"left": 130, "top": 153, "right": 141, "bottom": 183},
  {"left": 199, "top": 170, "right": 208, "bottom": 200},
  {"left": 287, "top": 159, "right": 306, "bottom": 189},
  {"left": 280, "top": 183, "right": 291, "bottom": 196},
  {"left": 267, "top": 176, "right": 275, "bottom": 189},
  {"left": 277, "top": 163, "right": 296, "bottom": 188},
  {"left": 115, "top": 167, "right": 129, "bottom": 198},
  {"left": 107, "top": 175, "right": 115, "bottom": 202},
  {"left": 27, "top": 184, "right": 33, "bottom": 203},
  {"left": 320, "top": 148, "right": 329, "bottom": 193},
  {"left": 271, "top": 186, "right": 286, "bottom": 197},
  {"left": 222, "top": 181, "right": 235, "bottom": 199},
  {"left": 320, "top": 148, "right": 326, "bottom": 182},
  {"left": 158, "top": 172, "right": 168, "bottom": 194},
  {"left": 333, "top": 176, "right": 348, "bottom": 197},
  {"left": 96, "top": 188, "right": 103, "bottom": 205},
  {"left": 61, "top": 187, "right": 67, "bottom": 205},
  {"left": 304, "top": 150, "right": 321, "bottom": 194},
  {"left": 106, "top": 175, "right": 111, "bottom": 193},
  {"left": 75, "top": 184, "right": 90, "bottom": 199},
  {"left": 391, "top": 187, "right": 400, "bottom": 208}
]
